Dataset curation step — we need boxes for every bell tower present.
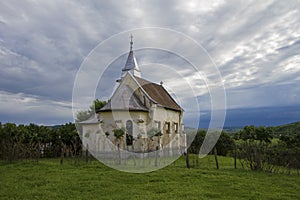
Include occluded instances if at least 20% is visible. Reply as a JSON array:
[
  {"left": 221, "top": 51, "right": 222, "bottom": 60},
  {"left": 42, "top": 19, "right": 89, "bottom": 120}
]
[{"left": 121, "top": 35, "right": 141, "bottom": 78}]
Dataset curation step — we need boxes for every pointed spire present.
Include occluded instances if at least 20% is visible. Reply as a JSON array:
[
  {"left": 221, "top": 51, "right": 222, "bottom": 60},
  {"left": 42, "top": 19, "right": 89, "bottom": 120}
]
[{"left": 121, "top": 35, "right": 141, "bottom": 78}]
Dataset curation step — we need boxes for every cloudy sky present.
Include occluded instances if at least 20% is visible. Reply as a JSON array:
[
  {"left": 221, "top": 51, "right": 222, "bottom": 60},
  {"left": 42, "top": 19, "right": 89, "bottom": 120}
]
[{"left": 0, "top": 0, "right": 300, "bottom": 127}]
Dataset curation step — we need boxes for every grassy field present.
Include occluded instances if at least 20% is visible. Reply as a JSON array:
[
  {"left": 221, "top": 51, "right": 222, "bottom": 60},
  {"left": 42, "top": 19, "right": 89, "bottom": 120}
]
[{"left": 0, "top": 155, "right": 299, "bottom": 200}]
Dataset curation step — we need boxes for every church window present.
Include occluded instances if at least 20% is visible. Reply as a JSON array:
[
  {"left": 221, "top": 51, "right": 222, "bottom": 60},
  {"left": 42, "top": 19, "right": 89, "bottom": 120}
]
[
  {"left": 174, "top": 123, "right": 178, "bottom": 133},
  {"left": 157, "top": 121, "right": 161, "bottom": 130},
  {"left": 165, "top": 122, "right": 170, "bottom": 134},
  {"left": 126, "top": 120, "right": 133, "bottom": 145},
  {"left": 155, "top": 121, "right": 161, "bottom": 130}
]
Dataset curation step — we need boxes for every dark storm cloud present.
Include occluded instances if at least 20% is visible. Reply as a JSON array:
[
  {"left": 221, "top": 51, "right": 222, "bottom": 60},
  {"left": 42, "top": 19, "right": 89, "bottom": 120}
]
[{"left": 0, "top": 0, "right": 299, "bottom": 125}]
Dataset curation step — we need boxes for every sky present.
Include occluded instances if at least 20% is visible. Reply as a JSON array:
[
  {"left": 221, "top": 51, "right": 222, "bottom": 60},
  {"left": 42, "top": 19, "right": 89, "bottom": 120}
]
[{"left": 0, "top": 0, "right": 300, "bottom": 127}]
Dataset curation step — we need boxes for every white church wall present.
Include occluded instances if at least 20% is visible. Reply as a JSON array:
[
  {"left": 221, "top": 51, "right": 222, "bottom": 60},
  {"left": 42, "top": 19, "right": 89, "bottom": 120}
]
[
  {"left": 81, "top": 122, "right": 118, "bottom": 153},
  {"left": 152, "top": 106, "right": 181, "bottom": 133},
  {"left": 99, "top": 111, "right": 149, "bottom": 138},
  {"left": 150, "top": 106, "right": 185, "bottom": 149}
]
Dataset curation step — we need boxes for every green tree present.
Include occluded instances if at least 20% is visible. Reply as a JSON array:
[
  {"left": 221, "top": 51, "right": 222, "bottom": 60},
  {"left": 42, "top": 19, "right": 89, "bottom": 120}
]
[
  {"left": 0, "top": 123, "right": 24, "bottom": 161},
  {"left": 147, "top": 128, "right": 162, "bottom": 167},
  {"left": 58, "top": 123, "right": 81, "bottom": 157},
  {"left": 215, "top": 131, "right": 234, "bottom": 156},
  {"left": 76, "top": 99, "right": 107, "bottom": 122},
  {"left": 113, "top": 128, "right": 126, "bottom": 144},
  {"left": 188, "top": 130, "right": 206, "bottom": 154},
  {"left": 235, "top": 125, "right": 275, "bottom": 171},
  {"left": 113, "top": 128, "right": 126, "bottom": 164},
  {"left": 239, "top": 125, "right": 256, "bottom": 141},
  {"left": 25, "top": 123, "right": 42, "bottom": 160},
  {"left": 90, "top": 99, "right": 107, "bottom": 112}
]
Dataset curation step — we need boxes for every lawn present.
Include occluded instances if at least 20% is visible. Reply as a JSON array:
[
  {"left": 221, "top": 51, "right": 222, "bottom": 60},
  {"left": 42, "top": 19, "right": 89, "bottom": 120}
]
[{"left": 0, "top": 155, "right": 299, "bottom": 200}]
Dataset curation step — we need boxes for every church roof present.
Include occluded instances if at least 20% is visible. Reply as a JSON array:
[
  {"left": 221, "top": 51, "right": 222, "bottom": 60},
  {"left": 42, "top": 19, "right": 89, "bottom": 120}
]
[
  {"left": 78, "top": 115, "right": 99, "bottom": 124},
  {"left": 134, "top": 76, "right": 182, "bottom": 111}
]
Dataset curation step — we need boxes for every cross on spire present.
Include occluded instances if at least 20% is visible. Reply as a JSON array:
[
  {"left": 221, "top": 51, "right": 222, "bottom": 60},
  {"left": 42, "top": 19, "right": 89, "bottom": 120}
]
[{"left": 130, "top": 34, "right": 133, "bottom": 51}]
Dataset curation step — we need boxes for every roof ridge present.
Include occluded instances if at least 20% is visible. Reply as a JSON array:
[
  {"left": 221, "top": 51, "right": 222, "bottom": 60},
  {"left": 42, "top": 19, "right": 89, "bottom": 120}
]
[{"left": 134, "top": 75, "right": 160, "bottom": 86}]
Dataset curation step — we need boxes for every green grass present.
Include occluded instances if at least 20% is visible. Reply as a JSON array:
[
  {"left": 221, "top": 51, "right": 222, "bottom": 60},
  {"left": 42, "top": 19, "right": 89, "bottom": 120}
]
[{"left": 0, "top": 155, "right": 299, "bottom": 200}]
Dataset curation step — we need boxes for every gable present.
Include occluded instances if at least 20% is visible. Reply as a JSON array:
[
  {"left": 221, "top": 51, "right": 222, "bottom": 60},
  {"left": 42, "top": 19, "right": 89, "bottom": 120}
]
[{"left": 100, "top": 73, "right": 148, "bottom": 112}]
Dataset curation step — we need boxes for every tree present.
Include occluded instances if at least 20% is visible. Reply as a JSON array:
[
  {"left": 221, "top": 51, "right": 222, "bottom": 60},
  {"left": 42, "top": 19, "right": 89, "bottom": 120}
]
[
  {"left": 147, "top": 128, "right": 162, "bottom": 148},
  {"left": 186, "top": 130, "right": 206, "bottom": 168},
  {"left": 91, "top": 99, "right": 107, "bottom": 112},
  {"left": 147, "top": 128, "right": 162, "bottom": 167},
  {"left": 215, "top": 131, "right": 234, "bottom": 156},
  {"left": 25, "top": 123, "right": 42, "bottom": 161},
  {"left": 0, "top": 123, "right": 25, "bottom": 161},
  {"left": 113, "top": 128, "right": 126, "bottom": 142},
  {"left": 279, "top": 131, "right": 300, "bottom": 169},
  {"left": 58, "top": 123, "right": 81, "bottom": 157},
  {"left": 239, "top": 125, "right": 256, "bottom": 141},
  {"left": 113, "top": 128, "right": 126, "bottom": 164},
  {"left": 76, "top": 99, "right": 107, "bottom": 122},
  {"left": 188, "top": 130, "right": 206, "bottom": 154},
  {"left": 235, "top": 125, "right": 276, "bottom": 171},
  {"left": 256, "top": 126, "right": 273, "bottom": 143},
  {"left": 0, "top": 122, "right": 82, "bottom": 162}
]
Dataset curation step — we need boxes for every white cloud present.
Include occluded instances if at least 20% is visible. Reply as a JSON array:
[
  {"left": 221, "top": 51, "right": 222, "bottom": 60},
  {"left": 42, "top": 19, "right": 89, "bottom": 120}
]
[
  {"left": 0, "top": 0, "right": 299, "bottom": 125},
  {"left": 176, "top": 0, "right": 225, "bottom": 14},
  {"left": 0, "top": 90, "right": 72, "bottom": 124}
]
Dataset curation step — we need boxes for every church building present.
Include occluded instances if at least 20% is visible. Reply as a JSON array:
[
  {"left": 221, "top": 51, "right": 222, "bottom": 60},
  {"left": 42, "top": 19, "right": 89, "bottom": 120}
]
[{"left": 81, "top": 36, "right": 186, "bottom": 154}]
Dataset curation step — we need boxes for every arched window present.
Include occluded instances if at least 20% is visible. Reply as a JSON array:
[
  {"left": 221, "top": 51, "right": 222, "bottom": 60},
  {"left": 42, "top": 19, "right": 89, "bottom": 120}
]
[
  {"left": 126, "top": 120, "right": 133, "bottom": 145},
  {"left": 126, "top": 120, "right": 133, "bottom": 135}
]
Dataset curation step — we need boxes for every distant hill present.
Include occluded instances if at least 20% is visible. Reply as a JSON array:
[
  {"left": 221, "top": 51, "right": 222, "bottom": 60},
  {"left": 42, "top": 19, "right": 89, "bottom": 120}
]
[
  {"left": 274, "top": 121, "right": 300, "bottom": 136},
  {"left": 222, "top": 127, "right": 243, "bottom": 134},
  {"left": 46, "top": 125, "right": 63, "bottom": 130},
  {"left": 204, "top": 122, "right": 300, "bottom": 136},
  {"left": 221, "top": 122, "right": 300, "bottom": 136}
]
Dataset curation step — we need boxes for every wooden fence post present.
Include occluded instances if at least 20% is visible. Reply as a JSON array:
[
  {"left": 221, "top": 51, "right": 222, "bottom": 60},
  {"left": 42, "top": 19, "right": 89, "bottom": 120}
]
[{"left": 214, "top": 147, "right": 219, "bottom": 169}]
